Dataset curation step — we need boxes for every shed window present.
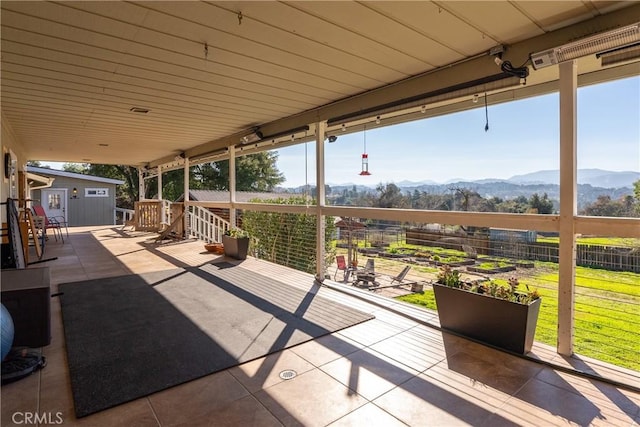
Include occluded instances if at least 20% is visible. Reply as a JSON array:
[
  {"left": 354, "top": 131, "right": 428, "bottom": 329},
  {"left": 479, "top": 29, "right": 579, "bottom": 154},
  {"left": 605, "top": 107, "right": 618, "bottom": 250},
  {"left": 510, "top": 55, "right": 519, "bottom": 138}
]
[{"left": 85, "top": 188, "right": 109, "bottom": 197}]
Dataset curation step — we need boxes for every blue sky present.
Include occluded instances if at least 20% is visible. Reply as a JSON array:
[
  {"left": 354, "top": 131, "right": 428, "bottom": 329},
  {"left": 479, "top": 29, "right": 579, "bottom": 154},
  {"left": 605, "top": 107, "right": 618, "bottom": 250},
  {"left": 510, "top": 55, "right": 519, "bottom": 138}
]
[{"left": 277, "top": 75, "right": 639, "bottom": 187}]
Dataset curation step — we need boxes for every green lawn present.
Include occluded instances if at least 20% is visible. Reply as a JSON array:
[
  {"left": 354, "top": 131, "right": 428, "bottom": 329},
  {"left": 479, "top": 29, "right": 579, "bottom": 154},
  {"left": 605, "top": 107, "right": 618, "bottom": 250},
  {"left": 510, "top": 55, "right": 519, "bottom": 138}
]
[
  {"left": 396, "top": 264, "right": 640, "bottom": 371},
  {"left": 537, "top": 236, "right": 640, "bottom": 247}
]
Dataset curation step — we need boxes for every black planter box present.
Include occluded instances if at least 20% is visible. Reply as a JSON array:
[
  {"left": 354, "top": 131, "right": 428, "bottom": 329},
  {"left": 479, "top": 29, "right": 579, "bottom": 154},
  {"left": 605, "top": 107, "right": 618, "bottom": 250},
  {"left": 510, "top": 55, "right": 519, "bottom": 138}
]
[
  {"left": 222, "top": 235, "right": 249, "bottom": 260},
  {"left": 432, "top": 283, "right": 541, "bottom": 354}
]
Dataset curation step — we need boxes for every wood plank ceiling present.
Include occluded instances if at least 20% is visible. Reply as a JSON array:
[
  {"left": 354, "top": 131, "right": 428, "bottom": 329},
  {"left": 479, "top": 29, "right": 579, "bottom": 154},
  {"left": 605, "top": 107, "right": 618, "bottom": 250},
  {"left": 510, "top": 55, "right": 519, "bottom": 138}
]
[{"left": 0, "top": 1, "right": 636, "bottom": 166}]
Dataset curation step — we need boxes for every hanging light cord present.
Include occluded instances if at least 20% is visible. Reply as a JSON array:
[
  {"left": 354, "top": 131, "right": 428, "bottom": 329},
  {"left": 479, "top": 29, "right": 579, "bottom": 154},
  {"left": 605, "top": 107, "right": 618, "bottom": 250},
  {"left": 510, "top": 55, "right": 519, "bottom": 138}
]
[
  {"left": 363, "top": 125, "right": 367, "bottom": 152},
  {"left": 495, "top": 56, "right": 530, "bottom": 79},
  {"left": 484, "top": 92, "right": 489, "bottom": 132}
]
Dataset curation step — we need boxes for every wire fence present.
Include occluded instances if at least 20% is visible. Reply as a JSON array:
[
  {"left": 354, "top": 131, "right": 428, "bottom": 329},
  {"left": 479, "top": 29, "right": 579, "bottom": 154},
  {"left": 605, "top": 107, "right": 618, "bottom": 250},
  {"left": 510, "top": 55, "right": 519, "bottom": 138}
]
[
  {"left": 572, "top": 236, "right": 639, "bottom": 370},
  {"left": 237, "top": 209, "right": 335, "bottom": 275}
]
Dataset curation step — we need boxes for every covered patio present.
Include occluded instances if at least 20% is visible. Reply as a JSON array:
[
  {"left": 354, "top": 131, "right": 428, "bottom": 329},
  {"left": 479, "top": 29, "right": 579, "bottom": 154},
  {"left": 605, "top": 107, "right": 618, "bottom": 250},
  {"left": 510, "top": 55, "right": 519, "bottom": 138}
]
[{"left": 2, "top": 228, "right": 639, "bottom": 426}]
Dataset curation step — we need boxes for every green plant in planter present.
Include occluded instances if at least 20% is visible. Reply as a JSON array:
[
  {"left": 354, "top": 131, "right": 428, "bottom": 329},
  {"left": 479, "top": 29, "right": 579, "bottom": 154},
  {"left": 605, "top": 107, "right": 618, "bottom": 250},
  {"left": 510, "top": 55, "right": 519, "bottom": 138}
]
[
  {"left": 433, "top": 265, "right": 542, "bottom": 354},
  {"left": 225, "top": 227, "right": 249, "bottom": 238},
  {"left": 437, "top": 265, "right": 463, "bottom": 288},
  {"left": 436, "top": 265, "right": 540, "bottom": 304},
  {"left": 223, "top": 227, "right": 250, "bottom": 260},
  {"left": 476, "top": 276, "right": 540, "bottom": 304}
]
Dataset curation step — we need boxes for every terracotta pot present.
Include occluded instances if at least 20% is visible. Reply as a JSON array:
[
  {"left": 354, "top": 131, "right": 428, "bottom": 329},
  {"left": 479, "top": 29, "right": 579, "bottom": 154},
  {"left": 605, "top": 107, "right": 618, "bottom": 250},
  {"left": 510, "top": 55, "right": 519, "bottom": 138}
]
[{"left": 204, "top": 243, "right": 224, "bottom": 254}]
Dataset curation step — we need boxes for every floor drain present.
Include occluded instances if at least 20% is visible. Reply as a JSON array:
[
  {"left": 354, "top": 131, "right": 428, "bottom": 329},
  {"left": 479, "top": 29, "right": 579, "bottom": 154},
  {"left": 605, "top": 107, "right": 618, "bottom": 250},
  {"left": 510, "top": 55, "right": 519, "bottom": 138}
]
[{"left": 279, "top": 369, "right": 297, "bottom": 380}]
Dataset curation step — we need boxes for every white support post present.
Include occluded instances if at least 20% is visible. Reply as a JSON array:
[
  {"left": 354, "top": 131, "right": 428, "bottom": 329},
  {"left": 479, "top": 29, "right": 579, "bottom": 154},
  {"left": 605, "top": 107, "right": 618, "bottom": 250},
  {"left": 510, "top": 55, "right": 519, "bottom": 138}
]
[
  {"left": 183, "top": 157, "right": 190, "bottom": 238},
  {"left": 157, "top": 166, "right": 163, "bottom": 201},
  {"left": 315, "top": 121, "right": 326, "bottom": 282},
  {"left": 157, "top": 165, "right": 164, "bottom": 226},
  {"left": 138, "top": 167, "right": 145, "bottom": 201},
  {"left": 229, "top": 145, "right": 236, "bottom": 228},
  {"left": 557, "top": 60, "right": 577, "bottom": 356}
]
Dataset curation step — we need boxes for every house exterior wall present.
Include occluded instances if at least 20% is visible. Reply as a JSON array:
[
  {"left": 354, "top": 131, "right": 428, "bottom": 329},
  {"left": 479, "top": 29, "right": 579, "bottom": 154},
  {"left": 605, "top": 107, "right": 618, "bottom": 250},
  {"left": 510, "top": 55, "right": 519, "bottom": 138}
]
[
  {"left": 1, "top": 115, "right": 28, "bottom": 224},
  {"left": 32, "top": 176, "right": 117, "bottom": 226}
]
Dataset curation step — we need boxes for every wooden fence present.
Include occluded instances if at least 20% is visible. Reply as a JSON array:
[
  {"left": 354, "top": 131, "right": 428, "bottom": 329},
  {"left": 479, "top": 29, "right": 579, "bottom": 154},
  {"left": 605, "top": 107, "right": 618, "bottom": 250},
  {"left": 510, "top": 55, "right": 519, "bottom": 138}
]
[
  {"left": 134, "top": 201, "right": 163, "bottom": 231},
  {"left": 407, "top": 229, "right": 640, "bottom": 273},
  {"left": 133, "top": 201, "right": 184, "bottom": 234},
  {"left": 405, "top": 229, "right": 491, "bottom": 255}
]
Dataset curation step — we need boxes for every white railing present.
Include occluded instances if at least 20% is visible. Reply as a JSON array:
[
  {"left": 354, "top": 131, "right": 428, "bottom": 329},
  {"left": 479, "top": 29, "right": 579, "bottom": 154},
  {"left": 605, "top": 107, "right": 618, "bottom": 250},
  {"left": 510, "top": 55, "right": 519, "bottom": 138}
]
[
  {"left": 187, "top": 205, "right": 230, "bottom": 243},
  {"left": 114, "top": 207, "right": 135, "bottom": 225},
  {"left": 161, "top": 199, "right": 172, "bottom": 227}
]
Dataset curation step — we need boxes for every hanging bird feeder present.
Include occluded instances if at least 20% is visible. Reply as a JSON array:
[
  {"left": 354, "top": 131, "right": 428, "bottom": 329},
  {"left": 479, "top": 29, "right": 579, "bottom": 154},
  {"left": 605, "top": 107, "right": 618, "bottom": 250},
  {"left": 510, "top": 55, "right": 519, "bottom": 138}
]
[{"left": 359, "top": 125, "right": 371, "bottom": 176}]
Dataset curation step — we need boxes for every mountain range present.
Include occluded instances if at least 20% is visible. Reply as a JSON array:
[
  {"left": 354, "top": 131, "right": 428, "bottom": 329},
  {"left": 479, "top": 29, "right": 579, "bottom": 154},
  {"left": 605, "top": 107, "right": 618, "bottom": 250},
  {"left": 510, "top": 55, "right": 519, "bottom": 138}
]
[
  {"left": 508, "top": 169, "right": 639, "bottom": 188},
  {"left": 300, "top": 169, "right": 638, "bottom": 208},
  {"left": 327, "top": 169, "right": 639, "bottom": 190}
]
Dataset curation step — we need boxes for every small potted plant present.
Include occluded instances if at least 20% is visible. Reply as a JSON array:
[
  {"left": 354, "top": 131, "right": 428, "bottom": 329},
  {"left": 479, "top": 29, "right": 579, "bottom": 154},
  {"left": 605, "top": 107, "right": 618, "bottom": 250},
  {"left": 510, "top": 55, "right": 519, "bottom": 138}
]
[
  {"left": 432, "top": 265, "right": 541, "bottom": 354},
  {"left": 222, "top": 227, "right": 250, "bottom": 260}
]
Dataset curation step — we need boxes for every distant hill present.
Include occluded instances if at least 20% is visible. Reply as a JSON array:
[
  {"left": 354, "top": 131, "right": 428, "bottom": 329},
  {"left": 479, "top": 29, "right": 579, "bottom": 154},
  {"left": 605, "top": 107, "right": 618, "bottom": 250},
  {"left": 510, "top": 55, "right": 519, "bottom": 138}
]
[
  {"left": 313, "top": 169, "right": 637, "bottom": 209},
  {"left": 508, "top": 169, "right": 639, "bottom": 188}
]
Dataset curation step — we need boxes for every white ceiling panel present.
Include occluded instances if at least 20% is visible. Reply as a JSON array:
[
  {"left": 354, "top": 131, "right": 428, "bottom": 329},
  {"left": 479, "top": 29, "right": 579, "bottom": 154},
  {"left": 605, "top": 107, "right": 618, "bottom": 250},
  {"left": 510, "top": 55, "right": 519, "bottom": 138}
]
[
  {"left": 366, "top": 1, "right": 495, "bottom": 57},
  {"left": 138, "top": 1, "right": 403, "bottom": 84},
  {"left": 512, "top": 1, "right": 596, "bottom": 31},
  {"left": 282, "top": 1, "right": 455, "bottom": 68},
  {"left": 440, "top": 1, "right": 544, "bottom": 44}
]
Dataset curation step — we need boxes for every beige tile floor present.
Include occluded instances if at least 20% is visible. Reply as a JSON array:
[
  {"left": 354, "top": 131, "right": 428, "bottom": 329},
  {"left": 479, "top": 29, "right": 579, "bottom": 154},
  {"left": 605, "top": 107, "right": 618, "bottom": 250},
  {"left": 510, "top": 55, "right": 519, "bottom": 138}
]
[{"left": 1, "top": 226, "right": 639, "bottom": 426}]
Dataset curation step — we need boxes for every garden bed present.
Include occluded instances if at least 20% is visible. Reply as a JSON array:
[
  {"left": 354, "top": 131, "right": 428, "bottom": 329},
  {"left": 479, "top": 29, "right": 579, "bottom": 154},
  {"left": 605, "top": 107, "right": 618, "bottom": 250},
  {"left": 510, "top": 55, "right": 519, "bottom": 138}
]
[
  {"left": 357, "top": 247, "right": 383, "bottom": 256},
  {"left": 379, "top": 252, "right": 412, "bottom": 259},
  {"left": 467, "top": 265, "right": 517, "bottom": 274},
  {"left": 478, "top": 257, "right": 534, "bottom": 269},
  {"left": 432, "top": 259, "right": 476, "bottom": 267},
  {"left": 514, "top": 261, "right": 535, "bottom": 268}
]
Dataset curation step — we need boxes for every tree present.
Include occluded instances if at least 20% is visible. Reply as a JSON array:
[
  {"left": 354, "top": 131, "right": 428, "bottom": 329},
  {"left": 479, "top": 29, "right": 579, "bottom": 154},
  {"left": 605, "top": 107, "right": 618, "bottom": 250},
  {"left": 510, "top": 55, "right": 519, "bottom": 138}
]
[
  {"left": 449, "top": 186, "right": 483, "bottom": 212},
  {"left": 495, "top": 195, "right": 529, "bottom": 213},
  {"left": 580, "top": 195, "right": 638, "bottom": 217},
  {"left": 529, "top": 193, "right": 554, "bottom": 214},
  {"left": 374, "top": 183, "right": 409, "bottom": 208},
  {"left": 634, "top": 180, "right": 640, "bottom": 215},
  {"left": 192, "top": 152, "right": 284, "bottom": 192},
  {"left": 26, "top": 160, "right": 48, "bottom": 168},
  {"left": 63, "top": 162, "right": 88, "bottom": 174}
]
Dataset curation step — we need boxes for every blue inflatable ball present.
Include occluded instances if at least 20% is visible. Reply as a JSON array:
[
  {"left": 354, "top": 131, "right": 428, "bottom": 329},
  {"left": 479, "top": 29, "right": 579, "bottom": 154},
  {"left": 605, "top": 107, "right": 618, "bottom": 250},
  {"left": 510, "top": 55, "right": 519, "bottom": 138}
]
[{"left": 1, "top": 303, "right": 15, "bottom": 361}]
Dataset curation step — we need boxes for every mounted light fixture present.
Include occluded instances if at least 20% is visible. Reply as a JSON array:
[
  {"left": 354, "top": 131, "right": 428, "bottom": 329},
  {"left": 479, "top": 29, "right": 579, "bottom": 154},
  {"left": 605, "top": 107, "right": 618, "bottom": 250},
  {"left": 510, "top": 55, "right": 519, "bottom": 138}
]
[
  {"left": 530, "top": 22, "right": 640, "bottom": 69},
  {"left": 327, "top": 135, "right": 338, "bottom": 143},
  {"left": 71, "top": 188, "right": 78, "bottom": 199}
]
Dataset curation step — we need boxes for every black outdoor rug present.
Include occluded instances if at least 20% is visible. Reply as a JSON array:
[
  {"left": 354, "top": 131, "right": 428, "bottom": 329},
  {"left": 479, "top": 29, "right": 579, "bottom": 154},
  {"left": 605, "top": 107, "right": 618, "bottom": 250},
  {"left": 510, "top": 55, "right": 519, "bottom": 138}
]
[{"left": 59, "top": 262, "right": 374, "bottom": 418}]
